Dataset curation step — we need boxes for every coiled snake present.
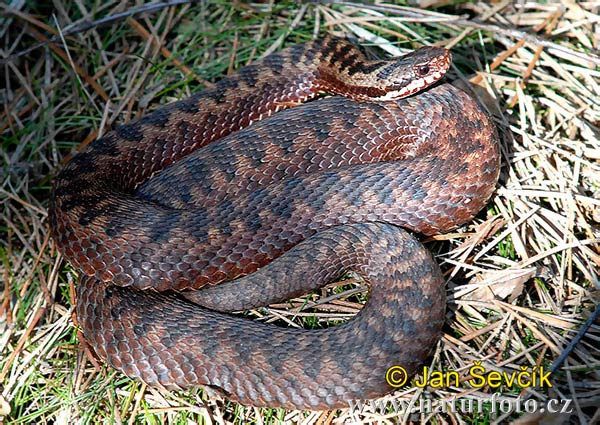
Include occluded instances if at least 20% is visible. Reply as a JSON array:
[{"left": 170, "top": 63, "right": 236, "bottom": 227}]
[{"left": 49, "top": 36, "right": 500, "bottom": 410}]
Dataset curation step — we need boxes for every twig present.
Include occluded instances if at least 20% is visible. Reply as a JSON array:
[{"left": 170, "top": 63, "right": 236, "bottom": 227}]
[
  {"left": 22, "top": 25, "right": 109, "bottom": 101},
  {"left": 551, "top": 303, "right": 600, "bottom": 374}
]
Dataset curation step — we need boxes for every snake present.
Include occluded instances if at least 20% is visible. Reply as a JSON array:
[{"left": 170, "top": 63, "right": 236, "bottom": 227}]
[{"left": 49, "top": 36, "right": 500, "bottom": 410}]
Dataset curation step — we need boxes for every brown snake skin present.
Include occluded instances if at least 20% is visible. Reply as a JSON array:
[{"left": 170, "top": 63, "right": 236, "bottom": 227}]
[{"left": 49, "top": 36, "right": 500, "bottom": 410}]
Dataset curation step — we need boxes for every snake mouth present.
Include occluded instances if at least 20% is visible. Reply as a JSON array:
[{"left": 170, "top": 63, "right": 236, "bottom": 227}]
[{"left": 375, "top": 70, "right": 447, "bottom": 101}]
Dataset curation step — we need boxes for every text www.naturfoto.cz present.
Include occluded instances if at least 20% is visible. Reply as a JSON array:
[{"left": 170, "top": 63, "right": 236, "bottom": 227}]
[{"left": 347, "top": 393, "right": 574, "bottom": 417}]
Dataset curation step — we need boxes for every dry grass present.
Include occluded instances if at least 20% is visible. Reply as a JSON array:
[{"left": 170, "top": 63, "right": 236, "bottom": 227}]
[{"left": 1, "top": 1, "right": 599, "bottom": 424}]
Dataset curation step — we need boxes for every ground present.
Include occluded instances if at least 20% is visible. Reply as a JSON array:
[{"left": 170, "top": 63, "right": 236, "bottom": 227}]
[{"left": 1, "top": 1, "right": 599, "bottom": 424}]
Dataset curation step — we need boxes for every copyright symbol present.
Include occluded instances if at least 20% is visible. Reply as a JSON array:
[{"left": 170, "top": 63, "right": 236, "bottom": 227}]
[{"left": 385, "top": 366, "right": 408, "bottom": 388}]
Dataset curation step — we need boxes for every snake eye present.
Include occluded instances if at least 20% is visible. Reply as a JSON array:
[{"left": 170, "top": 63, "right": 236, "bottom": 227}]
[{"left": 417, "top": 65, "right": 430, "bottom": 76}]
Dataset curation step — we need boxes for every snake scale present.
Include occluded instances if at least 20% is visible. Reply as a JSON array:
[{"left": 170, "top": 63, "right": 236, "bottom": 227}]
[{"left": 49, "top": 36, "right": 500, "bottom": 410}]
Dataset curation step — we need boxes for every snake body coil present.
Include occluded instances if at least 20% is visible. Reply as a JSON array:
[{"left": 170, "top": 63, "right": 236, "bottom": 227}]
[{"left": 49, "top": 36, "right": 500, "bottom": 410}]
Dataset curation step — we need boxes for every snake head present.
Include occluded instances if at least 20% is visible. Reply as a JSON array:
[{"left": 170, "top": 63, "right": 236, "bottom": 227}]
[{"left": 374, "top": 46, "right": 452, "bottom": 101}]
